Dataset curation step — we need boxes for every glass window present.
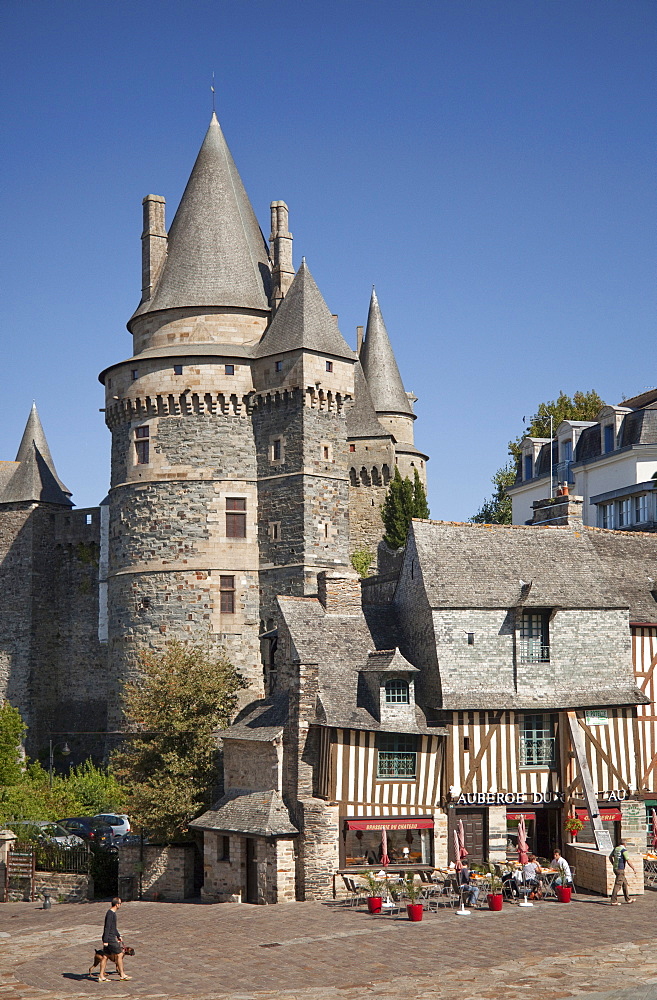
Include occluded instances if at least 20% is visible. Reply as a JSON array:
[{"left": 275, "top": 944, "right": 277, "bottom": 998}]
[
  {"left": 604, "top": 424, "right": 614, "bottom": 453},
  {"left": 343, "top": 823, "right": 432, "bottom": 867},
  {"left": 326, "top": 360, "right": 333, "bottom": 372},
  {"left": 561, "top": 440, "right": 573, "bottom": 462},
  {"left": 132, "top": 369, "right": 139, "bottom": 381},
  {"left": 272, "top": 439, "right": 282, "bottom": 461},
  {"left": 524, "top": 454, "right": 533, "bottom": 480},
  {"left": 135, "top": 426, "right": 149, "bottom": 464},
  {"left": 600, "top": 502, "right": 614, "bottom": 529},
  {"left": 519, "top": 714, "right": 555, "bottom": 767},
  {"left": 225, "top": 364, "right": 234, "bottom": 375},
  {"left": 219, "top": 575, "right": 235, "bottom": 613},
  {"left": 519, "top": 611, "right": 549, "bottom": 663},
  {"left": 226, "top": 498, "right": 246, "bottom": 538},
  {"left": 275, "top": 360, "right": 283, "bottom": 372},
  {"left": 618, "top": 498, "right": 631, "bottom": 527},
  {"left": 385, "top": 679, "right": 410, "bottom": 704},
  {"left": 377, "top": 733, "right": 417, "bottom": 778},
  {"left": 635, "top": 495, "right": 648, "bottom": 523},
  {"left": 173, "top": 364, "right": 183, "bottom": 375}
]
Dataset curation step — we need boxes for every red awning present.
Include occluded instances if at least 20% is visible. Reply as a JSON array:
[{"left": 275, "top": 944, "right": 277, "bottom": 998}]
[
  {"left": 507, "top": 811, "right": 536, "bottom": 821},
  {"left": 346, "top": 817, "right": 434, "bottom": 831},
  {"left": 576, "top": 808, "right": 622, "bottom": 822}
]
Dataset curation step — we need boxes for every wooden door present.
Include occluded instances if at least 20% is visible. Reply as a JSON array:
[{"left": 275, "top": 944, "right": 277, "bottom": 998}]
[
  {"left": 245, "top": 838, "right": 258, "bottom": 904},
  {"left": 455, "top": 809, "right": 487, "bottom": 863}
]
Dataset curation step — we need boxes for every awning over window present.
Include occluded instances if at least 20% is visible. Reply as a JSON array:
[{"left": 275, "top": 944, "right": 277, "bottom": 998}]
[
  {"left": 507, "top": 811, "right": 536, "bottom": 821},
  {"left": 576, "top": 808, "right": 622, "bottom": 822},
  {"left": 346, "top": 817, "right": 434, "bottom": 831}
]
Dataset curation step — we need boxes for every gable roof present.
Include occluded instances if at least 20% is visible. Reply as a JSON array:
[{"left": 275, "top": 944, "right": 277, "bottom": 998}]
[
  {"left": 359, "top": 288, "right": 413, "bottom": 416},
  {"left": 190, "top": 789, "right": 298, "bottom": 837},
  {"left": 130, "top": 114, "right": 271, "bottom": 324},
  {"left": 254, "top": 260, "right": 356, "bottom": 360}
]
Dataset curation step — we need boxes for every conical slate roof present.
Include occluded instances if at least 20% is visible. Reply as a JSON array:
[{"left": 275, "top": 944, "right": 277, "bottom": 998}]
[
  {"left": 131, "top": 114, "right": 271, "bottom": 323},
  {"left": 346, "top": 361, "right": 391, "bottom": 439},
  {"left": 2, "top": 403, "right": 72, "bottom": 505},
  {"left": 254, "top": 260, "right": 356, "bottom": 360},
  {"left": 360, "top": 288, "right": 413, "bottom": 416}
]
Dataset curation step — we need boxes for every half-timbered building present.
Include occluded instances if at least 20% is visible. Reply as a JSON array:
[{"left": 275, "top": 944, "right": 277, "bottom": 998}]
[{"left": 193, "top": 519, "right": 651, "bottom": 903}]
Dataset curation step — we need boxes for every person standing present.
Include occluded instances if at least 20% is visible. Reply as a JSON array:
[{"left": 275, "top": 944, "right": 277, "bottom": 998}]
[
  {"left": 610, "top": 839, "right": 636, "bottom": 905},
  {"left": 97, "top": 897, "right": 132, "bottom": 981}
]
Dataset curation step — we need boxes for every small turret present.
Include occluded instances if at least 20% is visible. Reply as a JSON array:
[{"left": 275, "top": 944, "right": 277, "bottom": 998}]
[
  {"left": 140, "top": 195, "right": 167, "bottom": 303},
  {"left": 0, "top": 403, "right": 72, "bottom": 506},
  {"left": 269, "top": 201, "right": 294, "bottom": 312}
]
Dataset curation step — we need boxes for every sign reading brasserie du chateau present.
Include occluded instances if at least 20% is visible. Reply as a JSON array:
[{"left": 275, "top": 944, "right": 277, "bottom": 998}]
[{"left": 455, "top": 788, "right": 629, "bottom": 806}]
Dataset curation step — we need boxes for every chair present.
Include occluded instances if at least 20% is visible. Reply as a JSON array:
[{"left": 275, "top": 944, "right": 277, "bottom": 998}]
[
  {"left": 341, "top": 875, "right": 365, "bottom": 907},
  {"left": 568, "top": 866, "right": 577, "bottom": 894}
]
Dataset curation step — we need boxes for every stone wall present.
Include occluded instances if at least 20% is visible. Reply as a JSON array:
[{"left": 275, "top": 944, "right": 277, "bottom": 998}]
[
  {"left": 223, "top": 737, "right": 282, "bottom": 792},
  {"left": 200, "top": 832, "right": 297, "bottom": 904},
  {"left": 297, "top": 797, "right": 340, "bottom": 900},
  {"left": 565, "top": 843, "right": 644, "bottom": 896},
  {"left": 118, "top": 843, "right": 196, "bottom": 901}
]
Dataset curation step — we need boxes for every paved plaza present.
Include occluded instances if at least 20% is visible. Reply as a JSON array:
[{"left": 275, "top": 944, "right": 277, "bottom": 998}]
[{"left": 2, "top": 892, "right": 657, "bottom": 1000}]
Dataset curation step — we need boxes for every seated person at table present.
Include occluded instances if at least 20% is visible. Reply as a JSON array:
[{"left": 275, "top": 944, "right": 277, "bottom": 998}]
[
  {"left": 522, "top": 854, "right": 543, "bottom": 897},
  {"left": 550, "top": 848, "right": 573, "bottom": 886},
  {"left": 502, "top": 869, "right": 520, "bottom": 898},
  {"left": 458, "top": 863, "right": 479, "bottom": 907}
]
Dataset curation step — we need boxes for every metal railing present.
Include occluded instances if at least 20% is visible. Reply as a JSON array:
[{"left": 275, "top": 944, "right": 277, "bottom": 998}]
[
  {"left": 519, "top": 736, "right": 555, "bottom": 768},
  {"left": 377, "top": 752, "right": 417, "bottom": 779},
  {"left": 518, "top": 640, "right": 550, "bottom": 663},
  {"left": 15, "top": 841, "right": 91, "bottom": 874},
  {"left": 553, "top": 461, "right": 574, "bottom": 486}
]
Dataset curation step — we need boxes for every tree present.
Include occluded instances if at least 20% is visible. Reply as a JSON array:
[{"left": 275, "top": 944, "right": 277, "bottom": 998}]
[
  {"left": 112, "top": 639, "right": 245, "bottom": 842},
  {"left": 350, "top": 549, "right": 374, "bottom": 579},
  {"left": 0, "top": 700, "right": 26, "bottom": 785},
  {"left": 470, "top": 462, "right": 516, "bottom": 524},
  {"left": 508, "top": 390, "right": 605, "bottom": 462},
  {"left": 381, "top": 468, "right": 431, "bottom": 549}
]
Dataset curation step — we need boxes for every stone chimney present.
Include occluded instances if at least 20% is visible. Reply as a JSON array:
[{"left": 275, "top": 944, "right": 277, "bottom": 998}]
[
  {"left": 531, "top": 490, "right": 584, "bottom": 527},
  {"left": 141, "top": 195, "right": 167, "bottom": 303},
  {"left": 317, "top": 570, "right": 362, "bottom": 614},
  {"left": 269, "top": 200, "right": 294, "bottom": 312}
]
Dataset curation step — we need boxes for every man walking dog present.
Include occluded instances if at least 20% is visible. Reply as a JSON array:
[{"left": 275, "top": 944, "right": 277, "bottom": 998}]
[{"left": 93, "top": 897, "right": 132, "bottom": 981}]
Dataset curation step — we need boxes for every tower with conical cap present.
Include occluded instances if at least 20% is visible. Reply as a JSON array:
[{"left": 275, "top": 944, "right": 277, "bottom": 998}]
[
  {"left": 0, "top": 405, "right": 106, "bottom": 756},
  {"left": 100, "top": 113, "right": 428, "bottom": 712}
]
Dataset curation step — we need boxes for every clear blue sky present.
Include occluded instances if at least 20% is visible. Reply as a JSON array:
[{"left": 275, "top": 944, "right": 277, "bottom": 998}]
[{"left": 1, "top": 0, "right": 655, "bottom": 519}]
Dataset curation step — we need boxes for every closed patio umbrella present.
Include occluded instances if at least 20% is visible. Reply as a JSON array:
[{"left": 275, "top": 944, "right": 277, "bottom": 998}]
[
  {"left": 652, "top": 809, "right": 657, "bottom": 851},
  {"left": 453, "top": 828, "right": 463, "bottom": 872},
  {"left": 457, "top": 819, "right": 468, "bottom": 861},
  {"left": 517, "top": 813, "right": 529, "bottom": 864},
  {"left": 380, "top": 828, "right": 390, "bottom": 867}
]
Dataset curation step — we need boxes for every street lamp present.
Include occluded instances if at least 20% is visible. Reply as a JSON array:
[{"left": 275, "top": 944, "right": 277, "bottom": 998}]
[{"left": 48, "top": 739, "right": 71, "bottom": 787}]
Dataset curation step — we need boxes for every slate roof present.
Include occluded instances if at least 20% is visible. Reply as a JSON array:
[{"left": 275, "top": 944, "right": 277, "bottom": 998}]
[
  {"left": 277, "top": 596, "right": 444, "bottom": 734},
  {"left": 130, "top": 114, "right": 271, "bottom": 325},
  {"left": 359, "top": 648, "right": 420, "bottom": 673},
  {"left": 360, "top": 288, "right": 413, "bottom": 416},
  {"left": 346, "top": 361, "right": 391, "bottom": 439},
  {"left": 253, "top": 261, "right": 356, "bottom": 361},
  {"left": 190, "top": 789, "right": 298, "bottom": 837},
  {"left": 0, "top": 405, "right": 72, "bottom": 506},
  {"left": 411, "top": 519, "right": 657, "bottom": 612},
  {"left": 220, "top": 693, "right": 289, "bottom": 742}
]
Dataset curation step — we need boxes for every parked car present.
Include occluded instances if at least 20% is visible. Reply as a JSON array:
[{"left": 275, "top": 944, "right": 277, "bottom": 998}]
[
  {"left": 9, "top": 821, "right": 85, "bottom": 847},
  {"left": 56, "top": 817, "right": 115, "bottom": 849},
  {"left": 93, "top": 813, "right": 130, "bottom": 839}
]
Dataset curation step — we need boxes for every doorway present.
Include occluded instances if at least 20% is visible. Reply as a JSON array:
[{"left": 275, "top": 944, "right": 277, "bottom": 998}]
[
  {"left": 245, "top": 838, "right": 258, "bottom": 904},
  {"left": 535, "top": 808, "right": 560, "bottom": 859},
  {"left": 454, "top": 809, "right": 488, "bottom": 863}
]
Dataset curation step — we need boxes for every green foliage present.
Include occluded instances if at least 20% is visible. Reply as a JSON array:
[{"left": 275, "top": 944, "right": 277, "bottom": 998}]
[
  {"left": 470, "top": 463, "right": 516, "bottom": 524},
  {"left": 112, "top": 639, "right": 245, "bottom": 843},
  {"left": 381, "top": 468, "right": 430, "bottom": 549},
  {"left": 359, "top": 870, "right": 385, "bottom": 896},
  {"left": 508, "top": 389, "right": 605, "bottom": 462},
  {"left": 0, "top": 758, "right": 124, "bottom": 827},
  {"left": 350, "top": 549, "right": 374, "bottom": 579},
  {"left": 65, "top": 760, "right": 125, "bottom": 814},
  {"left": 0, "top": 701, "right": 26, "bottom": 785}
]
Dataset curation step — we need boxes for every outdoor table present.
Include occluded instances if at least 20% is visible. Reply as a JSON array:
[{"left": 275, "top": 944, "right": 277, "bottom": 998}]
[
  {"left": 538, "top": 869, "right": 560, "bottom": 899},
  {"left": 642, "top": 855, "right": 657, "bottom": 888}
]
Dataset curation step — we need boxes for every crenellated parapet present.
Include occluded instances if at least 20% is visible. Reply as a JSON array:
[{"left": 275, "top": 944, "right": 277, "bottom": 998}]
[{"left": 105, "top": 390, "right": 254, "bottom": 428}]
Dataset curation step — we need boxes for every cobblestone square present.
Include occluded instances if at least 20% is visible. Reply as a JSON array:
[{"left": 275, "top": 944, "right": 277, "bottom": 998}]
[{"left": 2, "top": 892, "right": 657, "bottom": 1000}]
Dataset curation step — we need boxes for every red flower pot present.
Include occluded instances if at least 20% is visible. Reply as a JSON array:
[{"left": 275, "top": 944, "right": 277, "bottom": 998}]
[
  {"left": 367, "top": 896, "right": 383, "bottom": 914},
  {"left": 555, "top": 884, "right": 572, "bottom": 903},
  {"left": 487, "top": 893, "right": 503, "bottom": 911},
  {"left": 407, "top": 902, "right": 423, "bottom": 921}
]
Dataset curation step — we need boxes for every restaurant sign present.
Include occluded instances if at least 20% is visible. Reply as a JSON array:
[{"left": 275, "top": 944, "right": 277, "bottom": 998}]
[
  {"left": 585, "top": 709, "right": 609, "bottom": 726},
  {"left": 455, "top": 788, "right": 629, "bottom": 806}
]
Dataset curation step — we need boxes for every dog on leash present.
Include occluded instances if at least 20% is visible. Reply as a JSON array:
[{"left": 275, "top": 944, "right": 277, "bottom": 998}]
[{"left": 89, "top": 946, "right": 135, "bottom": 978}]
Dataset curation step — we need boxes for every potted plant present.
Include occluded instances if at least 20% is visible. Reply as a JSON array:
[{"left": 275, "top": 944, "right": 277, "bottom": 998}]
[
  {"left": 401, "top": 872, "right": 424, "bottom": 921},
  {"left": 482, "top": 864, "right": 504, "bottom": 911},
  {"left": 565, "top": 816, "right": 584, "bottom": 840},
  {"left": 360, "top": 871, "right": 385, "bottom": 914}
]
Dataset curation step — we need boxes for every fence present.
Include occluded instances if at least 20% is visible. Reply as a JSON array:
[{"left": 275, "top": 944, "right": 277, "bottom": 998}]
[{"left": 15, "top": 841, "right": 91, "bottom": 874}]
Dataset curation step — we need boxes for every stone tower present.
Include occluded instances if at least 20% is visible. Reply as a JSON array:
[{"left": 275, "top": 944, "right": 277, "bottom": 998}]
[{"left": 100, "top": 114, "right": 428, "bottom": 713}]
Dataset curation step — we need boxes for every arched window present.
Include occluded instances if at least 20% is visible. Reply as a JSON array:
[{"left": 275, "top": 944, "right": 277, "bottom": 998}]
[{"left": 385, "top": 679, "right": 409, "bottom": 704}]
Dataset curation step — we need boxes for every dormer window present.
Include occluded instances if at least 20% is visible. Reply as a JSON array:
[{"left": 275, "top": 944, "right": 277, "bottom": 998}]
[
  {"left": 385, "top": 679, "right": 409, "bottom": 704},
  {"left": 524, "top": 454, "right": 533, "bottom": 481},
  {"left": 275, "top": 360, "right": 283, "bottom": 373},
  {"left": 604, "top": 424, "right": 614, "bottom": 453}
]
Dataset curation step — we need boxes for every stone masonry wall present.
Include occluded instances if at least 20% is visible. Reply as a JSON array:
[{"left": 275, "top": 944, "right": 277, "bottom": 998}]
[
  {"left": 297, "top": 797, "right": 340, "bottom": 900},
  {"left": 348, "top": 482, "right": 388, "bottom": 572},
  {"left": 118, "top": 843, "right": 195, "bottom": 901}
]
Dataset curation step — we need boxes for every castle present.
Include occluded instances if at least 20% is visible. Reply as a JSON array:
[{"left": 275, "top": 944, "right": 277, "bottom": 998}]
[{"left": 0, "top": 113, "right": 428, "bottom": 756}]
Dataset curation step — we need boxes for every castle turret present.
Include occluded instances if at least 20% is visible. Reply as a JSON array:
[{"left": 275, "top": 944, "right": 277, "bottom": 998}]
[
  {"left": 269, "top": 201, "right": 294, "bottom": 312},
  {"left": 101, "top": 116, "right": 273, "bottom": 717},
  {"left": 252, "top": 260, "right": 356, "bottom": 623},
  {"left": 360, "top": 288, "right": 428, "bottom": 483}
]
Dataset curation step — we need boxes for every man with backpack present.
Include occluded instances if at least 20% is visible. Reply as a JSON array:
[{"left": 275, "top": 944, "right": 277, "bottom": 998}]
[{"left": 609, "top": 839, "right": 636, "bottom": 905}]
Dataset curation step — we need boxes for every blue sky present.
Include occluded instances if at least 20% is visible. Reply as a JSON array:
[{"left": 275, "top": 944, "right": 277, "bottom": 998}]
[{"left": 1, "top": 1, "right": 655, "bottom": 519}]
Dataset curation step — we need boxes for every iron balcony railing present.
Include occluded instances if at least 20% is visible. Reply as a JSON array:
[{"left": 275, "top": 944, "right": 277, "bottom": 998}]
[
  {"left": 519, "top": 736, "right": 556, "bottom": 768},
  {"left": 553, "top": 460, "right": 574, "bottom": 486},
  {"left": 377, "top": 751, "right": 417, "bottom": 779},
  {"left": 519, "top": 640, "right": 550, "bottom": 663}
]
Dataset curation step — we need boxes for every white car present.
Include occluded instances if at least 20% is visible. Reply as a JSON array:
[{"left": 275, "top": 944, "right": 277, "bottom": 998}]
[{"left": 93, "top": 813, "right": 131, "bottom": 839}]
